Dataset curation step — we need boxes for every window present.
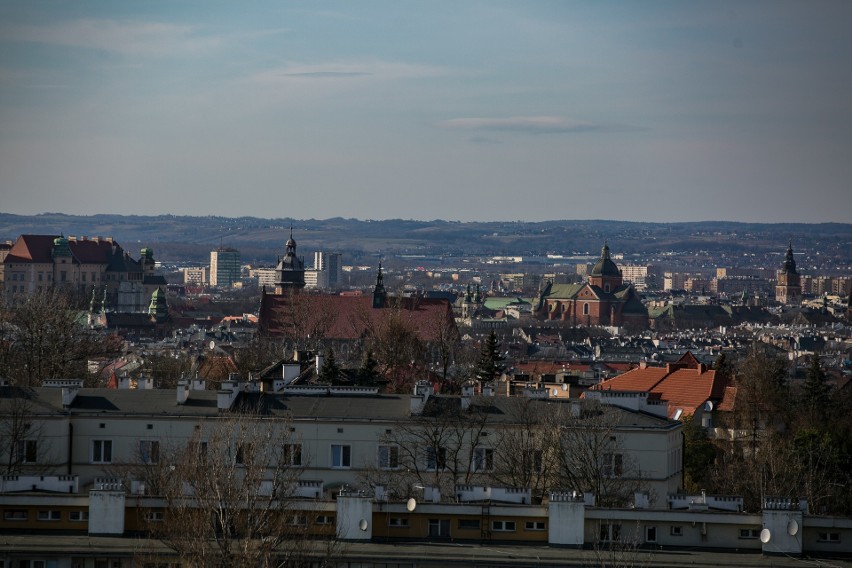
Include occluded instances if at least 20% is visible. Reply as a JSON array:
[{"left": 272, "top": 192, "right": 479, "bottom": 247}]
[
  {"left": 378, "top": 444, "right": 399, "bottom": 469},
  {"left": 532, "top": 450, "right": 544, "bottom": 474},
  {"left": 91, "top": 440, "right": 113, "bottom": 463},
  {"left": 287, "top": 515, "right": 308, "bottom": 526},
  {"left": 602, "top": 453, "right": 623, "bottom": 477},
  {"left": 583, "top": 303, "right": 590, "bottom": 315},
  {"left": 670, "top": 525, "right": 683, "bottom": 536},
  {"left": 69, "top": 511, "right": 89, "bottom": 522},
  {"left": 599, "top": 523, "right": 621, "bottom": 542},
  {"left": 188, "top": 441, "right": 208, "bottom": 463},
  {"left": 492, "top": 520, "right": 516, "bottom": 532},
  {"left": 4, "top": 510, "right": 28, "bottom": 521},
  {"left": 16, "top": 440, "right": 37, "bottom": 463},
  {"left": 388, "top": 517, "right": 409, "bottom": 528},
  {"left": 426, "top": 446, "right": 447, "bottom": 471},
  {"left": 284, "top": 443, "right": 302, "bottom": 466},
  {"left": 331, "top": 444, "right": 351, "bottom": 468},
  {"left": 645, "top": 526, "right": 657, "bottom": 543},
  {"left": 739, "top": 528, "right": 760, "bottom": 539},
  {"left": 144, "top": 511, "right": 165, "bottom": 522},
  {"left": 37, "top": 510, "right": 61, "bottom": 521},
  {"left": 458, "top": 519, "right": 481, "bottom": 530},
  {"left": 139, "top": 440, "right": 160, "bottom": 464},
  {"left": 525, "top": 521, "right": 547, "bottom": 531},
  {"left": 473, "top": 446, "right": 494, "bottom": 472},
  {"left": 604, "top": 283, "right": 610, "bottom": 293},
  {"left": 818, "top": 532, "right": 840, "bottom": 543},
  {"left": 428, "top": 519, "right": 450, "bottom": 537},
  {"left": 315, "top": 515, "right": 335, "bottom": 525},
  {"left": 235, "top": 443, "right": 254, "bottom": 466}
]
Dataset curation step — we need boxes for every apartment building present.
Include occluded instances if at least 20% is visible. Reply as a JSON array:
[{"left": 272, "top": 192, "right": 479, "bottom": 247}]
[{"left": 209, "top": 247, "right": 240, "bottom": 287}]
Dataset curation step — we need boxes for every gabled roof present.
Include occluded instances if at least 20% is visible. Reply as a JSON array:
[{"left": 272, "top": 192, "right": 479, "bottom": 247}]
[
  {"left": 589, "top": 351, "right": 730, "bottom": 419},
  {"left": 2, "top": 235, "right": 131, "bottom": 266},
  {"left": 259, "top": 292, "right": 457, "bottom": 342}
]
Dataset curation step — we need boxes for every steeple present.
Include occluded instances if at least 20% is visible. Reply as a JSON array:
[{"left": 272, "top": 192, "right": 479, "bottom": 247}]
[
  {"left": 274, "top": 226, "right": 305, "bottom": 291},
  {"left": 782, "top": 240, "right": 798, "bottom": 274},
  {"left": 372, "top": 263, "right": 386, "bottom": 309}
]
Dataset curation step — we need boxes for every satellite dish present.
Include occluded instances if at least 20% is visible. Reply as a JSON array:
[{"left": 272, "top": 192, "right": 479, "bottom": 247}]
[
  {"left": 406, "top": 498, "right": 417, "bottom": 512},
  {"left": 358, "top": 519, "right": 368, "bottom": 531},
  {"left": 704, "top": 400, "right": 714, "bottom": 412},
  {"left": 562, "top": 383, "right": 569, "bottom": 391},
  {"left": 787, "top": 519, "right": 799, "bottom": 536},
  {"left": 759, "top": 528, "right": 771, "bottom": 543},
  {"left": 209, "top": 340, "right": 216, "bottom": 350}
]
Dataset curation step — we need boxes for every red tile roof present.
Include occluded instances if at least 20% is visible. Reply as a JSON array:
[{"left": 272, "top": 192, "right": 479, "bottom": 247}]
[
  {"left": 3, "top": 235, "right": 125, "bottom": 265},
  {"left": 590, "top": 352, "right": 732, "bottom": 419},
  {"left": 258, "top": 292, "right": 457, "bottom": 342}
]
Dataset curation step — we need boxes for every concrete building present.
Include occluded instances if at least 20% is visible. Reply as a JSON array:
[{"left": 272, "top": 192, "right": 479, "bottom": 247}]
[
  {"left": 209, "top": 247, "right": 240, "bottom": 288},
  {"left": 182, "top": 266, "right": 208, "bottom": 286},
  {"left": 314, "top": 251, "right": 343, "bottom": 289}
]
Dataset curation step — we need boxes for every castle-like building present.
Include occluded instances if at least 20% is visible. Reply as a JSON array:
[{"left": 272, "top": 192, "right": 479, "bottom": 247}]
[
  {"left": 0, "top": 234, "right": 166, "bottom": 312},
  {"left": 533, "top": 243, "right": 648, "bottom": 329}
]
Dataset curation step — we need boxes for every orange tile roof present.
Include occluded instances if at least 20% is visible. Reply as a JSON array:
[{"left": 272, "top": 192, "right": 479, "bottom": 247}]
[{"left": 592, "top": 361, "right": 731, "bottom": 419}]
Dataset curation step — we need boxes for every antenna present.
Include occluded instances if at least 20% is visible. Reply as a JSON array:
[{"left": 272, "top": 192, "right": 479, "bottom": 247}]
[
  {"left": 704, "top": 400, "right": 714, "bottom": 412},
  {"left": 358, "top": 519, "right": 369, "bottom": 531},
  {"left": 759, "top": 528, "right": 771, "bottom": 543},
  {"left": 406, "top": 498, "right": 417, "bottom": 512}
]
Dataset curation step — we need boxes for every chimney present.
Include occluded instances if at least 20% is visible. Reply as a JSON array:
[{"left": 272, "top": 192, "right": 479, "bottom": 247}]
[
  {"left": 461, "top": 381, "right": 476, "bottom": 411},
  {"left": 118, "top": 373, "right": 131, "bottom": 389},
  {"left": 315, "top": 352, "right": 324, "bottom": 376},
  {"left": 61, "top": 386, "right": 79, "bottom": 408},
  {"left": 137, "top": 375, "right": 154, "bottom": 390},
  {"left": 217, "top": 380, "right": 240, "bottom": 410},
  {"left": 176, "top": 379, "right": 189, "bottom": 405},
  {"left": 410, "top": 380, "right": 433, "bottom": 414}
]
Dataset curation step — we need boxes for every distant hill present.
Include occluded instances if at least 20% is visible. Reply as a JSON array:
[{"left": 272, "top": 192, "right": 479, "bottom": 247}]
[{"left": 1, "top": 213, "right": 850, "bottom": 267}]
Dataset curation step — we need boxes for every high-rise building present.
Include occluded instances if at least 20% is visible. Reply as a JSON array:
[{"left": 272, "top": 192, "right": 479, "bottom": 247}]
[
  {"left": 210, "top": 247, "right": 241, "bottom": 288},
  {"left": 313, "top": 251, "right": 343, "bottom": 289}
]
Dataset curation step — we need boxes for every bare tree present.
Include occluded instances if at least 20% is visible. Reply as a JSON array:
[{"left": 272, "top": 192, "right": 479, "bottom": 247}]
[
  {"left": 358, "top": 397, "right": 490, "bottom": 500},
  {"left": 128, "top": 406, "right": 334, "bottom": 567},
  {"left": 490, "top": 398, "right": 563, "bottom": 503},
  {"left": 0, "top": 386, "right": 52, "bottom": 474},
  {"left": 557, "top": 401, "right": 644, "bottom": 508},
  {"left": 1, "top": 288, "right": 122, "bottom": 387}
]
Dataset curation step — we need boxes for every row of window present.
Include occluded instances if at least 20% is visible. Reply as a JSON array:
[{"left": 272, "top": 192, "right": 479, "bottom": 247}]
[
  {"left": 20, "top": 439, "right": 619, "bottom": 477},
  {"left": 3, "top": 510, "right": 88, "bottom": 522},
  {"left": 387, "top": 518, "right": 546, "bottom": 532},
  {"left": 142, "top": 511, "right": 335, "bottom": 526}
]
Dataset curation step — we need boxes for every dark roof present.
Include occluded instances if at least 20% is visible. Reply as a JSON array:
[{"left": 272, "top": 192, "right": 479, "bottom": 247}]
[
  {"left": 590, "top": 243, "right": 621, "bottom": 278},
  {"left": 259, "top": 292, "right": 457, "bottom": 342}
]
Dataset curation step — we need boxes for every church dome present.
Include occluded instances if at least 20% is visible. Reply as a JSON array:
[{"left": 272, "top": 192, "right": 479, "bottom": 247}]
[{"left": 590, "top": 243, "right": 620, "bottom": 277}]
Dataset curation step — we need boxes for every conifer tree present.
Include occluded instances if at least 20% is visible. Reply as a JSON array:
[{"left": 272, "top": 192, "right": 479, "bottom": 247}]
[
  {"left": 474, "top": 331, "right": 505, "bottom": 385},
  {"left": 318, "top": 348, "right": 340, "bottom": 384},
  {"left": 358, "top": 348, "right": 379, "bottom": 385},
  {"left": 802, "top": 354, "right": 830, "bottom": 424}
]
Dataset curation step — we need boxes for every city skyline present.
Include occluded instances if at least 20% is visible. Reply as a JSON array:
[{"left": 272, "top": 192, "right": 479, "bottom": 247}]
[{"left": 2, "top": 1, "right": 851, "bottom": 224}]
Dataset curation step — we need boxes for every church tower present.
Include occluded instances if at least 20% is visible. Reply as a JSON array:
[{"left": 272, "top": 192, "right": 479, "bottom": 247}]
[
  {"left": 372, "top": 263, "right": 386, "bottom": 309},
  {"left": 775, "top": 241, "right": 802, "bottom": 305},
  {"left": 274, "top": 227, "right": 305, "bottom": 293},
  {"left": 588, "top": 242, "right": 623, "bottom": 293}
]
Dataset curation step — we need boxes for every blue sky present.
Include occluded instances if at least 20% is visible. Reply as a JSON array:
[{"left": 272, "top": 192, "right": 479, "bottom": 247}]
[{"left": 1, "top": 1, "right": 850, "bottom": 223}]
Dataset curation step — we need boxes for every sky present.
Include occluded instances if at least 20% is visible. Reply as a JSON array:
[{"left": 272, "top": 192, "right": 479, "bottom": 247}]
[{"left": 1, "top": 1, "right": 851, "bottom": 224}]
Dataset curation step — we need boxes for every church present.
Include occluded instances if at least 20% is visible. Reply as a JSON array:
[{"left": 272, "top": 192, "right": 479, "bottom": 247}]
[{"left": 532, "top": 242, "right": 648, "bottom": 329}]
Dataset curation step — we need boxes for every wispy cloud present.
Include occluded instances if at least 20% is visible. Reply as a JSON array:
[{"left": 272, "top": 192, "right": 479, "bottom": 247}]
[
  {"left": 249, "top": 61, "right": 447, "bottom": 85},
  {"left": 0, "top": 19, "right": 220, "bottom": 56},
  {"left": 439, "top": 116, "right": 620, "bottom": 134}
]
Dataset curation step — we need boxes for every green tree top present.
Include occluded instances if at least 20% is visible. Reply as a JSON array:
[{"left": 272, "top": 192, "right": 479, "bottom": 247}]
[{"left": 474, "top": 331, "right": 505, "bottom": 385}]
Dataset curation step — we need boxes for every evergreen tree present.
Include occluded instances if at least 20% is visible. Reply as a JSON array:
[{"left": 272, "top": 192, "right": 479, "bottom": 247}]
[
  {"left": 358, "top": 348, "right": 380, "bottom": 385},
  {"left": 318, "top": 348, "right": 340, "bottom": 384},
  {"left": 474, "top": 331, "right": 505, "bottom": 385}
]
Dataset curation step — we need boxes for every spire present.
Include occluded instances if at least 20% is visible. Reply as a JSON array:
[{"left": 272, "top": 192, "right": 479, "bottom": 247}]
[
  {"left": 372, "top": 263, "right": 386, "bottom": 309},
  {"left": 474, "top": 283, "right": 481, "bottom": 304},
  {"left": 782, "top": 240, "right": 797, "bottom": 274}
]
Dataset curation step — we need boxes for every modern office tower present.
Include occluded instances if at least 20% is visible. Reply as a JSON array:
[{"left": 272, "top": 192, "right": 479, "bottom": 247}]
[
  {"left": 314, "top": 251, "right": 343, "bottom": 289},
  {"left": 210, "top": 247, "right": 241, "bottom": 288}
]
